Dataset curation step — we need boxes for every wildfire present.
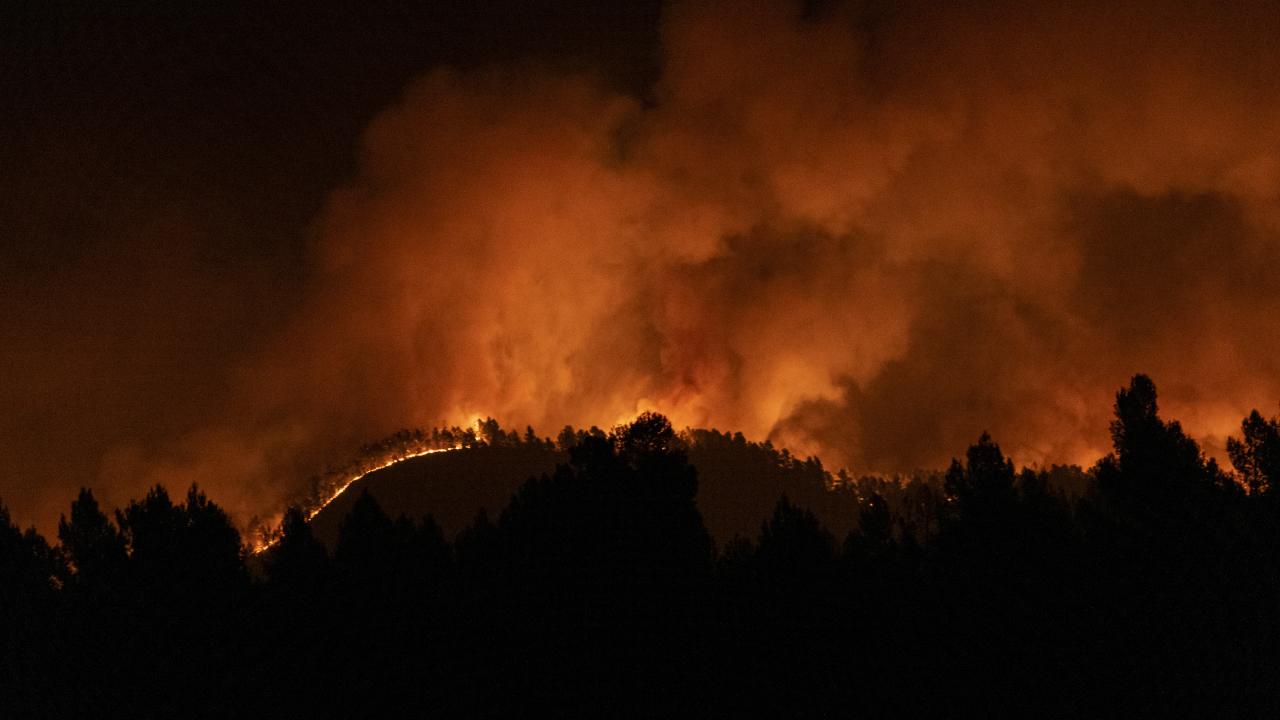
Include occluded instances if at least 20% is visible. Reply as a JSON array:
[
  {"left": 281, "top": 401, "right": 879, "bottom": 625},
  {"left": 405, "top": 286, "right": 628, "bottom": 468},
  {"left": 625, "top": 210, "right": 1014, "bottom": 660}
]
[{"left": 250, "top": 444, "right": 465, "bottom": 555}]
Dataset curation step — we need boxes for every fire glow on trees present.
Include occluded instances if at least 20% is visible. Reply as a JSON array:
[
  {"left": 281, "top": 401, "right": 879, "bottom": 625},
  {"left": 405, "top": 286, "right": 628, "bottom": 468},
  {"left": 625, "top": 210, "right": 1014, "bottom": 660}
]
[
  {"left": 250, "top": 444, "right": 464, "bottom": 554},
  {"left": 247, "top": 423, "right": 505, "bottom": 552}
]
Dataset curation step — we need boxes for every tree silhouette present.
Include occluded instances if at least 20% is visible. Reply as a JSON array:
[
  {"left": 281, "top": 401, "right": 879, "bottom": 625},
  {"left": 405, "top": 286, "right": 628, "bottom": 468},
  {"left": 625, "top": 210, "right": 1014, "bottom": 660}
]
[
  {"left": 0, "top": 502, "right": 62, "bottom": 716},
  {"left": 1227, "top": 410, "right": 1280, "bottom": 496},
  {"left": 406, "top": 513, "right": 452, "bottom": 588},
  {"left": 943, "top": 432, "right": 1019, "bottom": 538},
  {"left": 265, "top": 506, "right": 329, "bottom": 592},
  {"left": 115, "top": 483, "right": 244, "bottom": 595},
  {"left": 499, "top": 413, "right": 713, "bottom": 589},
  {"left": 756, "top": 495, "right": 835, "bottom": 582},
  {"left": 614, "top": 410, "right": 681, "bottom": 456},
  {"left": 182, "top": 485, "right": 245, "bottom": 590},
  {"left": 685, "top": 426, "right": 860, "bottom": 542},
  {"left": 1095, "top": 375, "right": 1232, "bottom": 528},
  {"left": 0, "top": 501, "right": 60, "bottom": 612},
  {"left": 7, "top": 396, "right": 1280, "bottom": 716},
  {"left": 334, "top": 489, "right": 398, "bottom": 587},
  {"left": 58, "top": 488, "right": 127, "bottom": 593},
  {"left": 844, "top": 492, "right": 894, "bottom": 562},
  {"left": 556, "top": 425, "right": 578, "bottom": 451},
  {"left": 116, "top": 484, "right": 188, "bottom": 589},
  {"left": 454, "top": 508, "right": 502, "bottom": 588}
]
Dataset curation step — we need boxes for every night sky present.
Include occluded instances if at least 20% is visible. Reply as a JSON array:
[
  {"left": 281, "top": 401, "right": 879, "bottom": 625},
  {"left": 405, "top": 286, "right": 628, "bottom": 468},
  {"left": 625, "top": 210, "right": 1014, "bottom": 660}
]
[{"left": 5, "top": 0, "right": 1280, "bottom": 533}]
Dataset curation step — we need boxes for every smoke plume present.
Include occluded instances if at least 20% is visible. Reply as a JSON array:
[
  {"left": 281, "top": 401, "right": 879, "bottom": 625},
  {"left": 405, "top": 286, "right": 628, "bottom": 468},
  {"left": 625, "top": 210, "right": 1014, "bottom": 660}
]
[{"left": 21, "top": 0, "right": 1280, "bottom": 528}]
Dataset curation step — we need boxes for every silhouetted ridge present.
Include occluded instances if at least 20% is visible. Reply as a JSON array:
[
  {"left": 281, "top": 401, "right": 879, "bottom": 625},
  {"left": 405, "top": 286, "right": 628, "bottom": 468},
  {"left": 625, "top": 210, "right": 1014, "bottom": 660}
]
[
  {"left": 306, "top": 419, "right": 912, "bottom": 549},
  {"left": 4, "top": 376, "right": 1280, "bottom": 716}
]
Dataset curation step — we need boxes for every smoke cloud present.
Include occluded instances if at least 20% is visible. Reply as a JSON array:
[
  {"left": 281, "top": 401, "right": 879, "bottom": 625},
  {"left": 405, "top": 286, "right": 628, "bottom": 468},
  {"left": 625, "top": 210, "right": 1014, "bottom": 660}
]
[{"left": 13, "top": 0, "right": 1280, "bottom": 529}]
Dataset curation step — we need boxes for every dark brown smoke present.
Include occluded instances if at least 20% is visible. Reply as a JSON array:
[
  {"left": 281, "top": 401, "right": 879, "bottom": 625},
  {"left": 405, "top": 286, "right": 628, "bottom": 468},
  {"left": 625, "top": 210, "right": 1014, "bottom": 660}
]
[{"left": 9, "top": 0, "right": 1280, "bottom": 531}]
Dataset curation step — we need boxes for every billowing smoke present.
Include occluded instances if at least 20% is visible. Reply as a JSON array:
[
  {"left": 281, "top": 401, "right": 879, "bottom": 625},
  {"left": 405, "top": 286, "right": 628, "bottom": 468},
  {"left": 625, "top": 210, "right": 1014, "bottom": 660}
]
[{"left": 67, "top": 0, "right": 1280, "bottom": 526}]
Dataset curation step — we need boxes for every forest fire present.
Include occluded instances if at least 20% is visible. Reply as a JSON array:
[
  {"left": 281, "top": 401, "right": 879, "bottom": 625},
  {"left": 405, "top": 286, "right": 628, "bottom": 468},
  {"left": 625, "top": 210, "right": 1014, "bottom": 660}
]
[
  {"left": 249, "top": 444, "right": 465, "bottom": 554},
  {"left": 7, "top": 0, "right": 1280, "bottom": 544},
  {"left": 9, "top": 1, "right": 1280, "bottom": 714},
  {"left": 161, "top": 0, "right": 1280, "bottom": 536}
]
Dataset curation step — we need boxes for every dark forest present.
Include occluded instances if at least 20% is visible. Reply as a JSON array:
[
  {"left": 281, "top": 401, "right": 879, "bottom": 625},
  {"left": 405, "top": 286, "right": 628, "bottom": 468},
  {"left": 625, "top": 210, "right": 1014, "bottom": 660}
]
[{"left": 4, "top": 375, "right": 1280, "bottom": 716}]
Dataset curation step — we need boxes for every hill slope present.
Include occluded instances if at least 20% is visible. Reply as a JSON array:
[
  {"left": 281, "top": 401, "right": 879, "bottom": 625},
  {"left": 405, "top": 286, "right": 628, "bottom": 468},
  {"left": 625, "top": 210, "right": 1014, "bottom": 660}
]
[
  {"left": 309, "top": 430, "right": 869, "bottom": 548},
  {"left": 309, "top": 444, "right": 563, "bottom": 549}
]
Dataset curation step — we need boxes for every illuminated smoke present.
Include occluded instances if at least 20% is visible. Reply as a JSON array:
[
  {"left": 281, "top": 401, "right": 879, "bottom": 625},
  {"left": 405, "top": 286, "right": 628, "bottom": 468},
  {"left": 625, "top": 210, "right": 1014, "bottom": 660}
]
[{"left": 87, "top": 0, "right": 1280, "bottom": 527}]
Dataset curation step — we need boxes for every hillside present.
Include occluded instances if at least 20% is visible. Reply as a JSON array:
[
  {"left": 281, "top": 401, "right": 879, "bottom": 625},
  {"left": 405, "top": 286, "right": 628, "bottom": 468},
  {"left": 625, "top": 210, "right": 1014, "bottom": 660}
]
[
  {"left": 12, "top": 382, "right": 1280, "bottom": 716},
  {"left": 307, "top": 428, "right": 874, "bottom": 549},
  {"left": 308, "top": 444, "right": 564, "bottom": 549}
]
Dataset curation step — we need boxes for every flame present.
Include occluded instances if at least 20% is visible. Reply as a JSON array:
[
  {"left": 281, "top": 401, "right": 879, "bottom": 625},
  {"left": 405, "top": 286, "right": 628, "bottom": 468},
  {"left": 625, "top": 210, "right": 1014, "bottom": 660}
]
[
  {"left": 251, "top": 444, "right": 465, "bottom": 555},
  {"left": 250, "top": 419, "right": 497, "bottom": 554},
  {"left": 26, "top": 0, "right": 1279, "bottom": 541}
]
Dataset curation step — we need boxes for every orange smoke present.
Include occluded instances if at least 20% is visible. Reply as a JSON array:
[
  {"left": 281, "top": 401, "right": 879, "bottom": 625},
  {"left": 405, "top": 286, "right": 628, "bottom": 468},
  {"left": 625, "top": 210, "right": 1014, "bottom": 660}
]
[{"left": 26, "top": 0, "right": 1280, "bottom": 529}]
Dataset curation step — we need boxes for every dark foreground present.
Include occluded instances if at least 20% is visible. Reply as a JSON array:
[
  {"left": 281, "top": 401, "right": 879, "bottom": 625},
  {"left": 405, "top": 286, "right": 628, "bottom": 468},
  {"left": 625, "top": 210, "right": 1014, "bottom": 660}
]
[{"left": 4, "top": 376, "right": 1280, "bottom": 716}]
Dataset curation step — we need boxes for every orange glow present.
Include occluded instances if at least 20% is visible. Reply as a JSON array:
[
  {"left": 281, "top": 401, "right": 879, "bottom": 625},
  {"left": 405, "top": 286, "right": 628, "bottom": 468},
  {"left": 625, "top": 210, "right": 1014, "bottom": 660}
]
[
  {"left": 250, "top": 444, "right": 465, "bottom": 554},
  {"left": 11, "top": 1, "right": 1280, "bottom": 536}
]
